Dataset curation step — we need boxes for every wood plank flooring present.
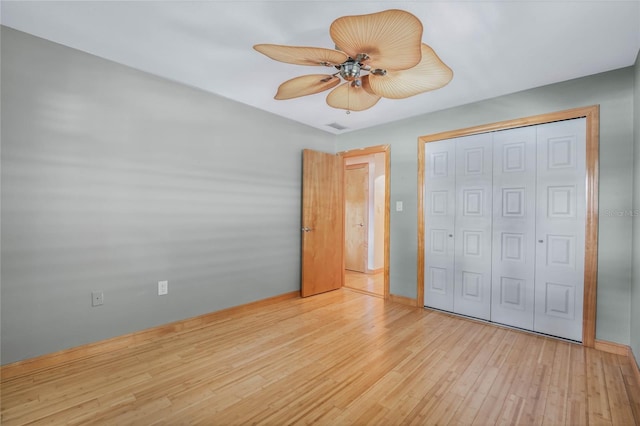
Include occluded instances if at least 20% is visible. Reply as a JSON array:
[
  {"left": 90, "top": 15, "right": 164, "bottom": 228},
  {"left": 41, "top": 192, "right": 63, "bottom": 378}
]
[{"left": 2, "top": 289, "right": 639, "bottom": 425}]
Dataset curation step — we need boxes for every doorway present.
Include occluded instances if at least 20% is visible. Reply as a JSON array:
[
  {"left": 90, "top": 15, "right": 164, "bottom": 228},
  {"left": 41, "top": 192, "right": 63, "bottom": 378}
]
[{"left": 340, "top": 146, "right": 390, "bottom": 299}]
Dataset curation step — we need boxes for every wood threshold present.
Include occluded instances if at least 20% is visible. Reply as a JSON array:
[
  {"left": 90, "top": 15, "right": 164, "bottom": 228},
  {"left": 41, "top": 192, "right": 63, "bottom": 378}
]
[
  {"left": 1, "top": 291, "right": 299, "bottom": 381},
  {"left": 417, "top": 105, "right": 599, "bottom": 347},
  {"left": 343, "top": 286, "right": 384, "bottom": 299}
]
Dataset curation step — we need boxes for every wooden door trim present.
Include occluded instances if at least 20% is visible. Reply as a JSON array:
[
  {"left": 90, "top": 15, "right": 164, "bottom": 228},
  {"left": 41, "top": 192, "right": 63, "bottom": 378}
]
[
  {"left": 346, "top": 163, "right": 368, "bottom": 170},
  {"left": 340, "top": 145, "right": 391, "bottom": 300},
  {"left": 417, "top": 105, "right": 599, "bottom": 347}
]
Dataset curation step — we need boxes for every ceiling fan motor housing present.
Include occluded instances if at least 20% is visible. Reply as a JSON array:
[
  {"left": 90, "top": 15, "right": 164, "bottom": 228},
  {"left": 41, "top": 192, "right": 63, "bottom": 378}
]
[{"left": 339, "top": 59, "right": 360, "bottom": 81}]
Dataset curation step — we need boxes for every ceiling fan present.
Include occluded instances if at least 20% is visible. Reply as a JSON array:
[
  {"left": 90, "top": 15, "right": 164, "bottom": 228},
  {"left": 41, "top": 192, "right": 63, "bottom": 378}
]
[{"left": 254, "top": 9, "right": 453, "bottom": 113}]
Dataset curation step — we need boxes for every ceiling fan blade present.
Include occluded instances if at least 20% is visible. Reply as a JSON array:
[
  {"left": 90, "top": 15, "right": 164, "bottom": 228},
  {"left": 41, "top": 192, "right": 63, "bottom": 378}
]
[
  {"left": 326, "top": 77, "right": 381, "bottom": 111},
  {"left": 368, "top": 44, "right": 453, "bottom": 99},
  {"left": 275, "top": 74, "right": 341, "bottom": 100},
  {"left": 330, "top": 9, "right": 423, "bottom": 71},
  {"left": 254, "top": 44, "right": 348, "bottom": 66}
]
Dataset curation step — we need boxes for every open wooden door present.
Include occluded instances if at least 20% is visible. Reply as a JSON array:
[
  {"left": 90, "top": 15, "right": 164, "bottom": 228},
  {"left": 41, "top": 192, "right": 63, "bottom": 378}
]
[{"left": 301, "top": 149, "right": 344, "bottom": 297}]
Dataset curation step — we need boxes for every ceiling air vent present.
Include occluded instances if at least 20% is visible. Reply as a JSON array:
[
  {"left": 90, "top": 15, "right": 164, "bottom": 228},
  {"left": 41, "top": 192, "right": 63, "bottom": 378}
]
[{"left": 326, "top": 122, "right": 349, "bottom": 131}]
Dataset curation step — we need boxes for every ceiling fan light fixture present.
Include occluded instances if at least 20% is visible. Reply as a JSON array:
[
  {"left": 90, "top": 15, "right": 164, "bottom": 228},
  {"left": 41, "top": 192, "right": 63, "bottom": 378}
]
[
  {"left": 340, "top": 59, "right": 361, "bottom": 81},
  {"left": 327, "top": 76, "right": 381, "bottom": 112}
]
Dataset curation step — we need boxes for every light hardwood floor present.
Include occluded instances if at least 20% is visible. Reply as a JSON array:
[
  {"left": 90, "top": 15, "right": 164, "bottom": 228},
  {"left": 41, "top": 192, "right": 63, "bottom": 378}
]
[{"left": 2, "top": 289, "right": 639, "bottom": 425}]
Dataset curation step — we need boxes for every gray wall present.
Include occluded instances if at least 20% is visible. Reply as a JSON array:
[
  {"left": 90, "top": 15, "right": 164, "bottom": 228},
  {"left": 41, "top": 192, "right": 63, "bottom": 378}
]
[
  {"left": 0, "top": 27, "right": 334, "bottom": 364},
  {"left": 632, "top": 50, "right": 640, "bottom": 367},
  {"left": 1, "top": 25, "right": 637, "bottom": 365},
  {"left": 335, "top": 67, "right": 636, "bottom": 346}
]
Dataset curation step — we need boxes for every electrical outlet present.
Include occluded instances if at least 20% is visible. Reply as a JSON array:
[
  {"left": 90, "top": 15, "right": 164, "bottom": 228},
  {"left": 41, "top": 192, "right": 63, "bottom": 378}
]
[
  {"left": 158, "top": 280, "right": 168, "bottom": 296},
  {"left": 92, "top": 291, "right": 104, "bottom": 306}
]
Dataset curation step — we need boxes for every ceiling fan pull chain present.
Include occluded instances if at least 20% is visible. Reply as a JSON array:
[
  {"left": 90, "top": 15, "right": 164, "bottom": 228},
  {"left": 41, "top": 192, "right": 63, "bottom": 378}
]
[{"left": 346, "top": 82, "right": 351, "bottom": 114}]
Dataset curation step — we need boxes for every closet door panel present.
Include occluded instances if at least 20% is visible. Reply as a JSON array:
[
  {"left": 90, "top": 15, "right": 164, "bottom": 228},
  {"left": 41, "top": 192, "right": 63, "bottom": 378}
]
[
  {"left": 491, "top": 127, "right": 537, "bottom": 330},
  {"left": 424, "top": 140, "right": 456, "bottom": 311},
  {"left": 534, "top": 118, "right": 586, "bottom": 341},
  {"left": 453, "top": 133, "right": 493, "bottom": 320}
]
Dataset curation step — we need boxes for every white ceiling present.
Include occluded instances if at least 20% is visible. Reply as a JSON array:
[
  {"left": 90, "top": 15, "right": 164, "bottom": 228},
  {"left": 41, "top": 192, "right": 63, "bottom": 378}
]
[{"left": 2, "top": 1, "right": 639, "bottom": 134}]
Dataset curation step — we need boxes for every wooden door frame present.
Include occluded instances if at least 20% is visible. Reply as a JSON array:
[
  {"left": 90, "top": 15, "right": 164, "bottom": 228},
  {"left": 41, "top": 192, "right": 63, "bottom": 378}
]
[
  {"left": 339, "top": 145, "right": 391, "bottom": 300},
  {"left": 417, "top": 105, "right": 599, "bottom": 347}
]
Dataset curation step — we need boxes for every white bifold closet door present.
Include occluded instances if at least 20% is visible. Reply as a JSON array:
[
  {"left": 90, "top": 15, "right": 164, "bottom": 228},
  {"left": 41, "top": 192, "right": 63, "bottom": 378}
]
[
  {"left": 534, "top": 119, "right": 586, "bottom": 341},
  {"left": 424, "top": 118, "right": 586, "bottom": 342},
  {"left": 424, "top": 133, "right": 493, "bottom": 319},
  {"left": 453, "top": 133, "right": 493, "bottom": 320},
  {"left": 424, "top": 140, "right": 456, "bottom": 312},
  {"left": 491, "top": 126, "right": 537, "bottom": 330}
]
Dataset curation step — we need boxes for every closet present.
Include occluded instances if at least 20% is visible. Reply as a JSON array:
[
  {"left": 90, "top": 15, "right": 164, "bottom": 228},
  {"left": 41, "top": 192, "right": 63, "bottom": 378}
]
[{"left": 423, "top": 118, "right": 586, "bottom": 342}]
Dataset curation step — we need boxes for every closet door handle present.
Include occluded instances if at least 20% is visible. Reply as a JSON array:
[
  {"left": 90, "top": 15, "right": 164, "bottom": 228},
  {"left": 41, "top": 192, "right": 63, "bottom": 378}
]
[
  {"left": 538, "top": 239, "right": 544, "bottom": 243},
  {"left": 449, "top": 234, "right": 454, "bottom": 238}
]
